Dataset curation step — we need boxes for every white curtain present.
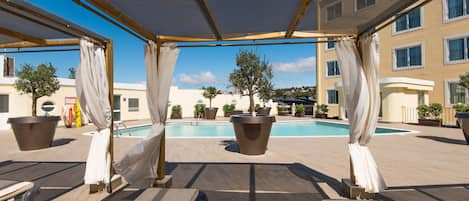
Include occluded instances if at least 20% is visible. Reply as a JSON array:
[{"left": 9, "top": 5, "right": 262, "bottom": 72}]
[
  {"left": 335, "top": 34, "right": 386, "bottom": 193},
  {"left": 76, "top": 39, "right": 112, "bottom": 185},
  {"left": 115, "top": 41, "right": 179, "bottom": 187}
]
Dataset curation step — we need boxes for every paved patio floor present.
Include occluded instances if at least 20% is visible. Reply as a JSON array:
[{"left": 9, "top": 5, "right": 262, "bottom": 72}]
[{"left": 0, "top": 117, "right": 468, "bottom": 200}]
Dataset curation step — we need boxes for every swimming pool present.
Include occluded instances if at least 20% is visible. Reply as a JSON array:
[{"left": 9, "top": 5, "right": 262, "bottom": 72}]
[{"left": 114, "top": 121, "right": 411, "bottom": 138}]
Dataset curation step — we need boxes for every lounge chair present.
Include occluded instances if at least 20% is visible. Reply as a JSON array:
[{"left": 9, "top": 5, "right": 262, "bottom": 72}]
[{"left": 0, "top": 180, "right": 34, "bottom": 201}]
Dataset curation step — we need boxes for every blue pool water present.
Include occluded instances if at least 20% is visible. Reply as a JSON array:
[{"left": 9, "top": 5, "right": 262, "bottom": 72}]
[{"left": 115, "top": 121, "right": 410, "bottom": 138}]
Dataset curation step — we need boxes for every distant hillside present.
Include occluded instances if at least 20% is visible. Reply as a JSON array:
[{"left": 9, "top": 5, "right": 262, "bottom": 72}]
[{"left": 273, "top": 86, "right": 316, "bottom": 100}]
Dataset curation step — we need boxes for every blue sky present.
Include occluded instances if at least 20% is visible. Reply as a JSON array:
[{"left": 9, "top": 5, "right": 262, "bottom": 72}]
[{"left": 10, "top": 0, "right": 316, "bottom": 89}]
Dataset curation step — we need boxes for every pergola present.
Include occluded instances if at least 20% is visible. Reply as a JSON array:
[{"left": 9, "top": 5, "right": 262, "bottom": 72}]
[
  {"left": 69, "top": 0, "right": 431, "bottom": 198},
  {"left": 0, "top": 0, "right": 116, "bottom": 193}
]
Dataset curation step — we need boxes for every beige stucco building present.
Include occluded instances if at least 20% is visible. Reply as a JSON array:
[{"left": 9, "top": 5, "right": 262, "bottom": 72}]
[{"left": 317, "top": 0, "right": 469, "bottom": 124}]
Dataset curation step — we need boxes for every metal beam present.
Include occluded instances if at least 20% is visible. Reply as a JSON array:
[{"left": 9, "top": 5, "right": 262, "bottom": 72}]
[
  {"left": 0, "top": 48, "right": 79, "bottom": 54},
  {"left": 82, "top": 0, "right": 155, "bottom": 41},
  {"left": 0, "top": 1, "right": 106, "bottom": 45},
  {"left": 196, "top": 0, "right": 223, "bottom": 40},
  {"left": 73, "top": 0, "right": 147, "bottom": 43},
  {"left": 285, "top": 0, "right": 313, "bottom": 38},
  {"left": 0, "top": 39, "right": 80, "bottom": 48},
  {"left": 175, "top": 39, "right": 340, "bottom": 48},
  {"left": 0, "top": 27, "right": 46, "bottom": 44}
]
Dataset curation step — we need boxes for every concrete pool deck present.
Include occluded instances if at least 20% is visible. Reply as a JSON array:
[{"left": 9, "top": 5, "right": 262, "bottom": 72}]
[{"left": 0, "top": 116, "right": 468, "bottom": 200}]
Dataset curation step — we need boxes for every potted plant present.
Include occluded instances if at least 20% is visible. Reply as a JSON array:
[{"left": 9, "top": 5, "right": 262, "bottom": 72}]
[
  {"left": 455, "top": 72, "right": 469, "bottom": 144},
  {"left": 202, "top": 86, "right": 221, "bottom": 120},
  {"left": 417, "top": 103, "right": 443, "bottom": 127},
  {"left": 229, "top": 50, "right": 275, "bottom": 155},
  {"left": 277, "top": 105, "right": 289, "bottom": 116},
  {"left": 295, "top": 104, "right": 305, "bottom": 117},
  {"left": 7, "top": 63, "right": 61, "bottom": 151},
  {"left": 170, "top": 105, "right": 182, "bottom": 119},
  {"left": 194, "top": 104, "right": 205, "bottom": 118},
  {"left": 315, "top": 104, "right": 328, "bottom": 119},
  {"left": 223, "top": 104, "right": 235, "bottom": 117},
  {"left": 257, "top": 81, "right": 273, "bottom": 115}
]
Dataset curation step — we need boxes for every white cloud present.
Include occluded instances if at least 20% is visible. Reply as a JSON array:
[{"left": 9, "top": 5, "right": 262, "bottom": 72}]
[
  {"left": 272, "top": 57, "right": 316, "bottom": 73},
  {"left": 178, "top": 71, "right": 217, "bottom": 85}
]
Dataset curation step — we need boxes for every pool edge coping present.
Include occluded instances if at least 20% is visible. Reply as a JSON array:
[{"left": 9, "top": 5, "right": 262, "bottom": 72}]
[{"left": 82, "top": 119, "right": 419, "bottom": 139}]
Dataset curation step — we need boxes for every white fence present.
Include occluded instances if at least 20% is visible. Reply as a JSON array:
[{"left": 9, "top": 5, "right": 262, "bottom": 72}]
[{"left": 401, "top": 106, "right": 457, "bottom": 126}]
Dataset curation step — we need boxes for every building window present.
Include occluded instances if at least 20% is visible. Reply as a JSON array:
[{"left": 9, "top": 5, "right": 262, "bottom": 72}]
[
  {"left": 446, "top": 0, "right": 469, "bottom": 20},
  {"left": 418, "top": 91, "right": 425, "bottom": 105},
  {"left": 327, "top": 89, "right": 339, "bottom": 105},
  {"left": 394, "top": 45, "right": 422, "bottom": 69},
  {"left": 446, "top": 36, "right": 469, "bottom": 63},
  {"left": 0, "top": 95, "right": 8, "bottom": 113},
  {"left": 326, "top": 2, "right": 342, "bottom": 22},
  {"left": 356, "top": 0, "right": 375, "bottom": 11},
  {"left": 447, "top": 82, "right": 467, "bottom": 105},
  {"left": 326, "top": 60, "right": 341, "bottom": 77},
  {"left": 326, "top": 37, "right": 335, "bottom": 50},
  {"left": 395, "top": 8, "right": 421, "bottom": 33},
  {"left": 128, "top": 98, "right": 139, "bottom": 112}
]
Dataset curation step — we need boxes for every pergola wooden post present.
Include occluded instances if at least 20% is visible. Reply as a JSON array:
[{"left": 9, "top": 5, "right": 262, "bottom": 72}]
[{"left": 0, "top": 0, "right": 119, "bottom": 194}]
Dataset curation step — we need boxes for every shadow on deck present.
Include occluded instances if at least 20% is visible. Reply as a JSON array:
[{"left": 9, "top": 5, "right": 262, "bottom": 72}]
[{"left": 0, "top": 160, "right": 468, "bottom": 201}]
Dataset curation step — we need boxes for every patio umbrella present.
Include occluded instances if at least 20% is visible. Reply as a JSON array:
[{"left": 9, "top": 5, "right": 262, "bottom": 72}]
[{"left": 335, "top": 34, "right": 386, "bottom": 193}]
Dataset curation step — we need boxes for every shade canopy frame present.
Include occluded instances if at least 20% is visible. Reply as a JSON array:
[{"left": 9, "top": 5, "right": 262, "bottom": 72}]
[{"left": 73, "top": 0, "right": 428, "bottom": 46}]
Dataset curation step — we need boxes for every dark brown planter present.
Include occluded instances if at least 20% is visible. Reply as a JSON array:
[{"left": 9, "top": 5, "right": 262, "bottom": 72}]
[
  {"left": 8, "top": 116, "right": 60, "bottom": 151},
  {"left": 232, "top": 110, "right": 243, "bottom": 115},
  {"left": 257, "top": 107, "right": 271, "bottom": 115},
  {"left": 231, "top": 114, "right": 276, "bottom": 155},
  {"left": 315, "top": 113, "right": 328, "bottom": 119},
  {"left": 295, "top": 112, "right": 305, "bottom": 117},
  {"left": 205, "top": 108, "right": 218, "bottom": 120},
  {"left": 418, "top": 119, "right": 442, "bottom": 127},
  {"left": 278, "top": 110, "right": 289, "bottom": 116},
  {"left": 455, "top": 112, "right": 469, "bottom": 145},
  {"left": 224, "top": 112, "right": 232, "bottom": 117},
  {"left": 170, "top": 114, "right": 182, "bottom": 119}
]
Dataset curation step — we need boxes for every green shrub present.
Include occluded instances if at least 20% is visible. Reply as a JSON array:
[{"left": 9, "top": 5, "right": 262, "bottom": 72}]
[
  {"left": 255, "top": 103, "right": 261, "bottom": 111},
  {"left": 453, "top": 103, "right": 469, "bottom": 112},
  {"left": 171, "top": 105, "right": 182, "bottom": 116},
  {"left": 417, "top": 104, "right": 429, "bottom": 119},
  {"left": 428, "top": 103, "right": 443, "bottom": 119},
  {"left": 223, "top": 104, "right": 235, "bottom": 113},
  {"left": 417, "top": 103, "right": 443, "bottom": 120},
  {"left": 277, "top": 105, "right": 288, "bottom": 111},
  {"left": 194, "top": 104, "right": 206, "bottom": 117},
  {"left": 295, "top": 104, "right": 305, "bottom": 113},
  {"left": 315, "top": 104, "right": 328, "bottom": 114}
]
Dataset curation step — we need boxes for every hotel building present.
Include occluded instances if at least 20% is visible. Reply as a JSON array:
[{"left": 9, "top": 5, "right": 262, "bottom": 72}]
[{"left": 316, "top": 0, "right": 469, "bottom": 124}]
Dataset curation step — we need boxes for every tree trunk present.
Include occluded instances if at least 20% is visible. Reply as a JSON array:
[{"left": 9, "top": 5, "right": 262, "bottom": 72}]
[
  {"left": 249, "top": 94, "right": 254, "bottom": 113},
  {"left": 209, "top": 98, "right": 212, "bottom": 108},
  {"left": 32, "top": 96, "right": 37, "bottom": 117}
]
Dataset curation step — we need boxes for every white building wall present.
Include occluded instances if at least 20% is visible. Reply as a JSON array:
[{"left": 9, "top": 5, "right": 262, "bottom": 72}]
[{"left": 0, "top": 77, "right": 273, "bottom": 129}]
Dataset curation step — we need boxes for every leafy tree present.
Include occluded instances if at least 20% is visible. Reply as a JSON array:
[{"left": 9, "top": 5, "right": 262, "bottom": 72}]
[
  {"left": 258, "top": 81, "right": 273, "bottom": 107},
  {"left": 202, "top": 86, "right": 221, "bottom": 108},
  {"left": 15, "top": 63, "right": 60, "bottom": 117},
  {"left": 459, "top": 72, "right": 469, "bottom": 89},
  {"left": 229, "top": 50, "right": 273, "bottom": 112},
  {"left": 68, "top": 67, "right": 76, "bottom": 79}
]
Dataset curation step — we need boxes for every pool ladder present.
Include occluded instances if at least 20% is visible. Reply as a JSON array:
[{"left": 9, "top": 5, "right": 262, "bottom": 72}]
[{"left": 114, "top": 121, "right": 129, "bottom": 136}]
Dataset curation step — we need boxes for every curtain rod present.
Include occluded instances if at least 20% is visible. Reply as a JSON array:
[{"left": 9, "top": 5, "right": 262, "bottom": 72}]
[
  {"left": 176, "top": 40, "right": 338, "bottom": 48},
  {"left": 0, "top": 48, "right": 80, "bottom": 54}
]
